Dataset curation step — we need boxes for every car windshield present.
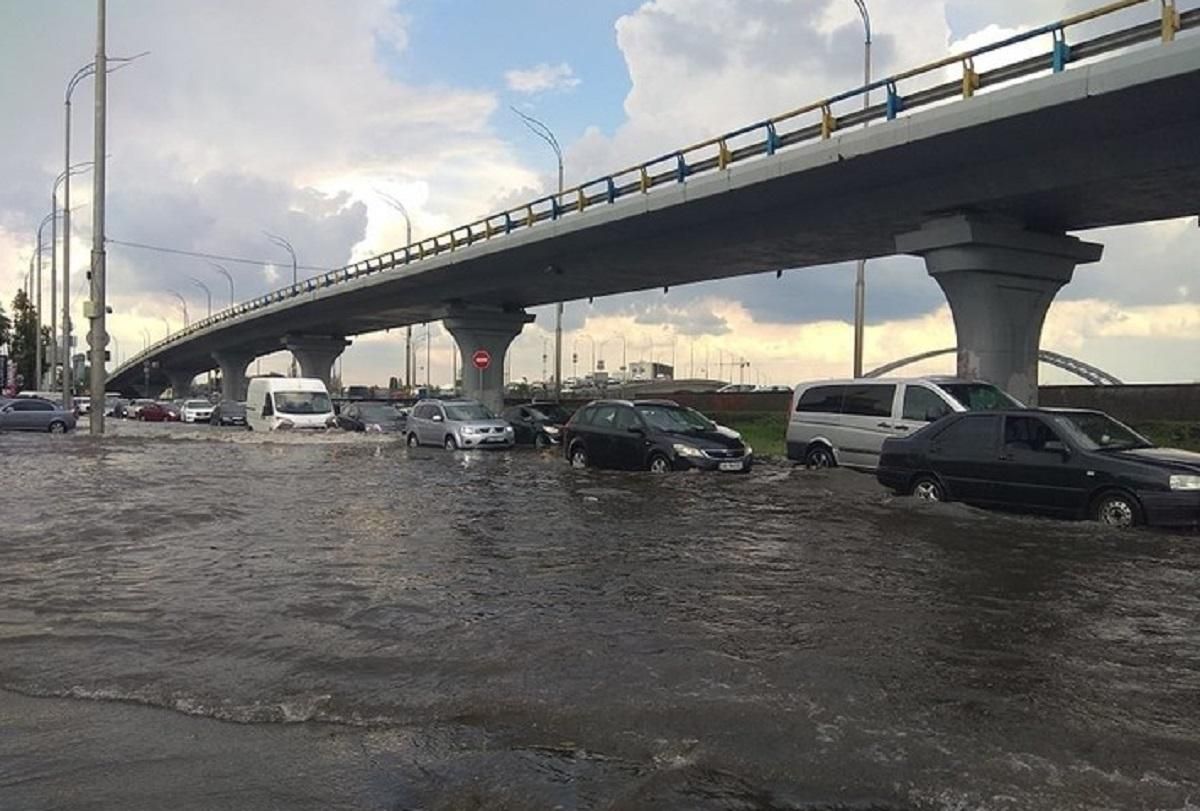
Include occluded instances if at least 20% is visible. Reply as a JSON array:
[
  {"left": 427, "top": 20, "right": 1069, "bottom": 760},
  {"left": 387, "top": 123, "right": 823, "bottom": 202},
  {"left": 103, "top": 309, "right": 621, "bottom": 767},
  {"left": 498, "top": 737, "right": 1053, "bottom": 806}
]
[
  {"left": 185, "top": 400, "right": 209, "bottom": 408},
  {"left": 359, "top": 404, "right": 402, "bottom": 421},
  {"left": 635, "top": 404, "right": 714, "bottom": 432},
  {"left": 529, "top": 405, "right": 570, "bottom": 423},
  {"left": 940, "top": 383, "right": 1022, "bottom": 410},
  {"left": 445, "top": 403, "right": 493, "bottom": 421},
  {"left": 1051, "top": 412, "right": 1153, "bottom": 451},
  {"left": 274, "top": 391, "right": 333, "bottom": 415}
]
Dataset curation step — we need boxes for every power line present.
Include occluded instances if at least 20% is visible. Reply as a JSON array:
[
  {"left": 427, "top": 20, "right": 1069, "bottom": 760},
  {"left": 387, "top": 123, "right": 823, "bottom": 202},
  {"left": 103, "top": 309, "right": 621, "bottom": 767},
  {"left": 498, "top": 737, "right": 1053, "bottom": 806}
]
[{"left": 105, "top": 237, "right": 335, "bottom": 272}]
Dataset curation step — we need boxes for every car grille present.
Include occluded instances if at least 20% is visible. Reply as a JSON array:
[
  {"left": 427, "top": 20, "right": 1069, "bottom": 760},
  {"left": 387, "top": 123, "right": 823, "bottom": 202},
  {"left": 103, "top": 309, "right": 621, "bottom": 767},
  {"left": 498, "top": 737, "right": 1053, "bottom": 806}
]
[{"left": 702, "top": 448, "right": 745, "bottom": 459}]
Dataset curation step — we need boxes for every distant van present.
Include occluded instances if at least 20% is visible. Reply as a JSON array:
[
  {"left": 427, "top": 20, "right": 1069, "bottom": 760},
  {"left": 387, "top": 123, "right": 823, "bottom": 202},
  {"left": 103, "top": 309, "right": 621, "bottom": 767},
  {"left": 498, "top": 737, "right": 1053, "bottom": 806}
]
[
  {"left": 786, "top": 377, "right": 1021, "bottom": 469},
  {"left": 245, "top": 377, "right": 336, "bottom": 431}
]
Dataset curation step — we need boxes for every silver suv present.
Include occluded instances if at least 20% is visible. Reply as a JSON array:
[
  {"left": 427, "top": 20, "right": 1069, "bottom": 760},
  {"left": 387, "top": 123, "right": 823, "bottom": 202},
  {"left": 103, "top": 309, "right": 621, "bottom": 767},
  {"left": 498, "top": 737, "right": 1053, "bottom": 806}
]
[{"left": 405, "top": 398, "right": 514, "bottom": 450}]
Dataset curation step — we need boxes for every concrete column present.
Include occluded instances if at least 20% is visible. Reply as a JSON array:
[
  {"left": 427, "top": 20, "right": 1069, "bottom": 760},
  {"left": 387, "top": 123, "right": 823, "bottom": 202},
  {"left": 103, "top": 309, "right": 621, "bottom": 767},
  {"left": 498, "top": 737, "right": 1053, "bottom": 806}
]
[
  {"left": 166, "top": 370, "right": 196, "bottom": 400},
  {"left": 442, "top": 307, "right": 535, "bottom": 415},
  {"left": 283, "top": 334, "right": 350, "bottom": 388},
  {"left": 212, "top": 349, "right": 256, "bottom": 402},
  {"left": 896, "top": 215, "right": 1102, "bottom": 405}
]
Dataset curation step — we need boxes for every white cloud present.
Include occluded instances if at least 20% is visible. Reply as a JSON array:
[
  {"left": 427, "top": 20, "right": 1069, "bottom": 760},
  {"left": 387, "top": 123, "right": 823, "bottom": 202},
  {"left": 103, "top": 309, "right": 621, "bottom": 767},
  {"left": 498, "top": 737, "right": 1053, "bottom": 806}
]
[{"left": 504, "top": 62, "right": 581, "bottom": 94}]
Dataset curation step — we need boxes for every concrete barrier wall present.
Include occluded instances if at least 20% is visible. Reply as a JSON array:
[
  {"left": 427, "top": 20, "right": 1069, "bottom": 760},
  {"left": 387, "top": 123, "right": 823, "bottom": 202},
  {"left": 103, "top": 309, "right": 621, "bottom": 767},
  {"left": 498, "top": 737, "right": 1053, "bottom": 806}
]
[{"left": 523, "top": 384, "right": 1199, "bottom": 423}]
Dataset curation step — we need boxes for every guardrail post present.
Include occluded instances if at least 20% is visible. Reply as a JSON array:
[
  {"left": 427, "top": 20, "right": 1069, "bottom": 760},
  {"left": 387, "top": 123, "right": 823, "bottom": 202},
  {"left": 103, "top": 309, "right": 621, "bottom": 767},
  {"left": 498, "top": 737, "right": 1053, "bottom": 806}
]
[
  {"left": 1163, "top": 0, "right": 1180, "bottom": 42},
  {"left": 605, "top": 177, "right": 616, "bottom": 204},
  {"left": 639, "top": 166, "right": 651, "bottom": 193},
  {"left": 717, "top": 139, "right": 731, "bottom": 170},
  {"left": 820, "top": 104, "right": 836, "bottom": 139},
  {"left": 577, "top": 188, "right": 587, "bottom": 212},
  {"left": 1052, "top": 29, "right": 1071, "bottom": 72},
  {"left": 962, "top": 58, "right": 980, "bottom": 98},
  {"left": 765, "top": 122, "right": 780, "bottom": 155},
  {"left": 675, "top": 152, "right": 688, "bottom": 183},
  {"left": 885, "top": 80, "right": 903, "bottom": 120}
]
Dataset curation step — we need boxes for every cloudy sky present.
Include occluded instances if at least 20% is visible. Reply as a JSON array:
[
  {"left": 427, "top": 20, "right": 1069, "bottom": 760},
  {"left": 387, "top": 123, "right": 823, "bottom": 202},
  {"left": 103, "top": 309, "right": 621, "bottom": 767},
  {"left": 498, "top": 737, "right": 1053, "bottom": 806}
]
[{"left": 0, "top": 0, "right": 1196, "bottom": 388}]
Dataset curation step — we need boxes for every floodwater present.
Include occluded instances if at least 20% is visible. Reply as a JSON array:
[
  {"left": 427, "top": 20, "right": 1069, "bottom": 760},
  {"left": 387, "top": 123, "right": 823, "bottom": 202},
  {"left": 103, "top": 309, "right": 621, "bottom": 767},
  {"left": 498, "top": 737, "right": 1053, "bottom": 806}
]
[{"left": 1, "top": 422, "right": 1198, "bottom": 811}]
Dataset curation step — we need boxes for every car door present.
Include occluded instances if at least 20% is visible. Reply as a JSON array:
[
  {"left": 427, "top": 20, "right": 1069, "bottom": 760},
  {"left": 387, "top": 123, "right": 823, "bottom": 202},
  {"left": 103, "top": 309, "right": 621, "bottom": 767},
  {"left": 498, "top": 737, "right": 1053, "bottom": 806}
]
[
  {"left": 610, "top": 405, "right": 647, "bottom": 469},
  {"left": 926, "top": 414, "right": 1003, "bottom": 503},
  {"left": 7, "top": 400, "right": 39, "bottom": 430},
  {"left": 995, "top": 415, "right": 1091, "bottom": 515},
  {"left": 583, "top": 405, "right": 619, "bottom": 467},
  {"left": 837, "top": 384, "right": 897, "bottom": 468}
]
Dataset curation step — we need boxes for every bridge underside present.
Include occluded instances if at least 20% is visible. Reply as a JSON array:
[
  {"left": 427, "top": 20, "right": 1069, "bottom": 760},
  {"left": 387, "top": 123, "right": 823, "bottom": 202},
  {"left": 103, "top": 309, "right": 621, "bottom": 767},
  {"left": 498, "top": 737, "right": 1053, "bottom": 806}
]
[{"left": 111, "top": 38, "right": 1200, "bottom": 396}]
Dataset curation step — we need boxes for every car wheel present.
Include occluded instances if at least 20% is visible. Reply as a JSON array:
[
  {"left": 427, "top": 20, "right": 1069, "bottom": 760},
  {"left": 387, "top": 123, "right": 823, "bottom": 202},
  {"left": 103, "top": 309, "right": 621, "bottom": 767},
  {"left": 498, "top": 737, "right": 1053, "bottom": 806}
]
[
  {"left": 406, "top": 432, "right": 419, "bottom": 448},
  {"left": 1091, "top": 491, "right": 1143, "bottom": 528},
  {"left": 648, "top": 453, "right": 672, "bottom": 474},
  {"left": 804, "top": 444, "right": 835, "bottom": 469},
  {"left": 534, "top": 433, "right": 550, "bottom": 449},
  {"left": 569, "top": 444, "right": 588, "bottom": 469},
  {"left": 444, "top": 435, "right": 458, "bottom": 451},
  {"left": 48, "top": 421, "right": 67, "bottom": 434},
  {"left": 910, "top": 475, "right": 945, "bottom": 503}
]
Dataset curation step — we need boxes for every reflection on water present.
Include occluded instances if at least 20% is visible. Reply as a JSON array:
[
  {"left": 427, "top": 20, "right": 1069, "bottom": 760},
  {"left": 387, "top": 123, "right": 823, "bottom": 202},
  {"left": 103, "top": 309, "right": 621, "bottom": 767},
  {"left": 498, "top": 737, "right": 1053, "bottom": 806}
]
[{"left": 0, "top": 422, "right": 1197, "bottom": 810}]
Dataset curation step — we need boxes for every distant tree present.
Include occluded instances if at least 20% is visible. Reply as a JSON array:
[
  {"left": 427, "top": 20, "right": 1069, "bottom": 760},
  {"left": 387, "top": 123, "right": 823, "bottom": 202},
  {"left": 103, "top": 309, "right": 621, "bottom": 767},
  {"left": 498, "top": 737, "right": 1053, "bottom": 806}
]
[
  {"left": 9, "top": 291, "right": 42, "bottom": 389},
  {"left": 0, "top": 299, "right": 11, "bottom": 350},
  {"left": 388, "top": 376, "right": 399, "bottom": 391}
]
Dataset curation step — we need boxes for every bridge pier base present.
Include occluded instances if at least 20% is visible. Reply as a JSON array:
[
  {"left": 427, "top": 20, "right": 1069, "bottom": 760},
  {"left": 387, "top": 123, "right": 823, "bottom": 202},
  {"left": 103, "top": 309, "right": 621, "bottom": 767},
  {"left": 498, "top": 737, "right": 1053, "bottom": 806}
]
[
  {"left": 166, "top": 370, "right": 197, "bottom": 400},
  {"left": 897, "top": 215, "right": 1102, "bottom": 406},
  {"left": 284, "top": 335, "right": 350, "bottom": 388},
  {"left": 212, "top": 350, "right": 256, "bottom": 402},
  {"left": 443, "top": 307, "right": 535, "bottom": 415}
]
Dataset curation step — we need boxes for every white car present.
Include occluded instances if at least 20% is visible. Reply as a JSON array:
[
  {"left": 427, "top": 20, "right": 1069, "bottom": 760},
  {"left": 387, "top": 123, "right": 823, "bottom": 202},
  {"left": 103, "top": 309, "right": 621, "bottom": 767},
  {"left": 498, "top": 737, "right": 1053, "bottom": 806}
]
[{"left": 180, "top": 399, "right": 214, "bottom": 423}]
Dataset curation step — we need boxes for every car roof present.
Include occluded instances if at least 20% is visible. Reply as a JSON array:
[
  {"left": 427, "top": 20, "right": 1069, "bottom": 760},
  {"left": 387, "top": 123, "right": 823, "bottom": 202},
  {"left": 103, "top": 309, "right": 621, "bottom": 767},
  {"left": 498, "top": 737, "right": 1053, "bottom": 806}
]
[
  {"left": 793, "top": 376, "right": 988, "bottom": 387},
  {"left": 578, "top": 399, "right": 681, "bottom": 407}
]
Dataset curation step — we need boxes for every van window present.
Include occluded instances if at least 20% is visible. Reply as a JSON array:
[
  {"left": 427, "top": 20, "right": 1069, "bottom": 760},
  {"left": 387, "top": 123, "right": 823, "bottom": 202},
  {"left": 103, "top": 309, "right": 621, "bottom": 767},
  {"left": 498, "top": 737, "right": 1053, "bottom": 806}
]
[
  {"left": 841, "top": 385, "right": 895, "bottom": 418},
  {"left": 795, "top": 386, "right": 844, "bottom": 413},
  {"left": 939, "top": 382, "right": 1021, "bottom": 410},
  {"left": 274, "top": 391, "right": 332, "bottom": 415},
  {"left": 903, "top": 385, "right": 951, "bottom": 422}
]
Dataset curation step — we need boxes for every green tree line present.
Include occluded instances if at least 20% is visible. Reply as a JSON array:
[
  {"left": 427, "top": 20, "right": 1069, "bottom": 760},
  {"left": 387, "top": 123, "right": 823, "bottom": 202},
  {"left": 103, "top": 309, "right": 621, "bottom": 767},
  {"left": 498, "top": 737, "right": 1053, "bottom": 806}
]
[{"left": 2, "top": 291, "right": 51, "bottom": 391}]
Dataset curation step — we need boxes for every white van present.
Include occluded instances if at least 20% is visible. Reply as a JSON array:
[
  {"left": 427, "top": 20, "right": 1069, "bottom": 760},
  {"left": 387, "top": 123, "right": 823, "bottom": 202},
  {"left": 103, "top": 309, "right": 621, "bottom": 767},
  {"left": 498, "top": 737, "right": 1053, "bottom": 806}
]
[
  {"left": 245, "top": 377, "right": 337, "bottom": 431},
  {"left": 786, "top": 377, "right": 1021, "bottom": 470}
]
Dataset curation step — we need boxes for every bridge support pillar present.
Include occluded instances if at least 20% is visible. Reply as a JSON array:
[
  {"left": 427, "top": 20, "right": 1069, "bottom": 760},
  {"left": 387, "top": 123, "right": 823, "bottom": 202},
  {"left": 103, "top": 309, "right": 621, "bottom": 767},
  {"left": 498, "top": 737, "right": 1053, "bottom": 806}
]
[
  {"left": 284, "top": 334, "right": 350, "bottom": 388},
  {"left": 443, "top": 307, "right": 535, "bottom": 414},
  {"left": 212, "top": 349, "right": 256, "bottom": 402},
  {"left": 166, "top": 370, "right": 197, "bottom": 400},
  {"left": 897, "top": 215, "right": 1102, "bottom": 406}
]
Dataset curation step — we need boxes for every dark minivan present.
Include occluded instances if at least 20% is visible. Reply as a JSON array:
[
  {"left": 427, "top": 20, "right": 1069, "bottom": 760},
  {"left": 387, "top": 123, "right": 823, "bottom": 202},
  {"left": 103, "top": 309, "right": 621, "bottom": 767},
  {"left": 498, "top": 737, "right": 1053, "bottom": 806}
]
[
  {"left": 563, "top": 399, "right": 752, "bottom": 473},
  {"left": 877, "top": 408, "right": 1200, "bottom": 528}
]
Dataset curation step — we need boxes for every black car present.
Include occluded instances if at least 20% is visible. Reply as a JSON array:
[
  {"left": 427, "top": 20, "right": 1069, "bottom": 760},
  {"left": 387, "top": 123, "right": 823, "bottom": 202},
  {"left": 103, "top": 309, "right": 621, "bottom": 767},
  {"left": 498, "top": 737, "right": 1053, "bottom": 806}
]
[
  {"left": 337, "top": 401, "right": 408, "bottom": 433},
  {"left": 877, "top": 408, "right": 1200, "bottom": 528},
  {"left": 501, "top": 402, "right": 572, "bottom": 447},
  {"left": 563, "top": 399, "right": 752, "bottom": 473},
  {"left": 209, "top": 401, "right": 248, "bottom": 426}
]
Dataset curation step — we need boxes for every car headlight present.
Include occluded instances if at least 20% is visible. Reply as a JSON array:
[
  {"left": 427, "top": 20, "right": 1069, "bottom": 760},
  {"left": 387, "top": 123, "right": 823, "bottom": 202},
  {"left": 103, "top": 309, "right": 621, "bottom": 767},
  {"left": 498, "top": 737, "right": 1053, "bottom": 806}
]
[
  {"left": 461, "top": 426, "right": 477, "bottom": 434},
  {"left": 542, "top": 425, "right": 560, "bottom": 435},
  {"left": 672, "top": 443, "right": 704, "bottom": 458},
  {"left": 1169, "top": 474, "right": 1200, "bottom": 491},
  {"left": 744, "top": 445, "right": 753, "bottom": 456}
]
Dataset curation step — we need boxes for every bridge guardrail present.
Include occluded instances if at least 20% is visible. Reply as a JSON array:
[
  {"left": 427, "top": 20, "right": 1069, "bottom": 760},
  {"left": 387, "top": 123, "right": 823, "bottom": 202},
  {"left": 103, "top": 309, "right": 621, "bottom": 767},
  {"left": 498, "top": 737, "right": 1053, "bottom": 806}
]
[{"left": 115, "top": 0, "right": 1193, "bottom": 379}]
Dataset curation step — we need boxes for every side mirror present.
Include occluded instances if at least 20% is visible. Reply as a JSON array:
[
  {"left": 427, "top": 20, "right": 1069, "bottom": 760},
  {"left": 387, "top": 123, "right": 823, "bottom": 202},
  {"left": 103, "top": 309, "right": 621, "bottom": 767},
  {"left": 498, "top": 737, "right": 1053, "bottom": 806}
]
[
  {"left": 432, "top": 414, "right": 444, "bottom": 422},
  {"left": 627, "top": 425, "right": 644, "bottom": 434}
]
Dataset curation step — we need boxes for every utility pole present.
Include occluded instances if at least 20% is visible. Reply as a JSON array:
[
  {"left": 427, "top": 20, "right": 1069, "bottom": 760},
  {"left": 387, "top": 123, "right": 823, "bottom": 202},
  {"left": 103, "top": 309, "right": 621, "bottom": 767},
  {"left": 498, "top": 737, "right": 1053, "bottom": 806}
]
[
  {"left": 88, "top": 0, "right": 108, "bottom": 434},
  {"left": 852, "top": 0, "right": 872, "bottom": 378},
  {"left": 376, "top": 190, "right": 414, "bottom": 393}
]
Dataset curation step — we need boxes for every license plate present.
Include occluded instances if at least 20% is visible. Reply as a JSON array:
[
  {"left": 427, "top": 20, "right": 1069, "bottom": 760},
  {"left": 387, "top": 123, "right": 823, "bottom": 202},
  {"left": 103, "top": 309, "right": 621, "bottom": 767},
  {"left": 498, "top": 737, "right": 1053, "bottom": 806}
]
[{"left": 719, "top": 461, "right": 744, "bottom": 471}]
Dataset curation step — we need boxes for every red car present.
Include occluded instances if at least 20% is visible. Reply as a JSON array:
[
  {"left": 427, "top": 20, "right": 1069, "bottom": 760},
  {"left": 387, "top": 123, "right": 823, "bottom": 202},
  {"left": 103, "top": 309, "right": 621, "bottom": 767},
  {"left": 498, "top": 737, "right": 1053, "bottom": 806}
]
[{"left": 137, "top": 402, "right": 170, "bottom": 422}]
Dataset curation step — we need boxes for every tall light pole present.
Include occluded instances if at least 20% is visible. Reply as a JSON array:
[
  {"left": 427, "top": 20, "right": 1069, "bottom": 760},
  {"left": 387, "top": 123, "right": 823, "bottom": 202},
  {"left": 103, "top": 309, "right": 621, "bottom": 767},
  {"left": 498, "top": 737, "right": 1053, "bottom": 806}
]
[
  {"left": 88, "top": 0, "right": 109, "bottom": 435},
  {"left": 206, "top": 262, "right": 234, "bottom": 308},
  {"left": 189, "top": 277, "right": 212, "bottom": 394},
  {"left": 512, "top": 106, "right": 565, "bottom": 401},
  {"left": 35, "top": 211, "right": 59, "bottom": 389},
  {"left": 64, "top": 51, "right": 146, "bottom": 412},
  {"left": 264, "top": 231, "right": 299, "bottom": 377},
  {"left": 377, "top": 189, "right": 415, "bottom": 391},
  {"left": 160, "top": 316, "right": 171, "bottom": 341},
  {"left": 852, "top": 0, "right": 872, "bottom": 378},
  {"left": 169, "top": 291, "right": 189, "bottom": 327},
  {"left": 52, "top": 162, "right": 93, "bottom": 390}
]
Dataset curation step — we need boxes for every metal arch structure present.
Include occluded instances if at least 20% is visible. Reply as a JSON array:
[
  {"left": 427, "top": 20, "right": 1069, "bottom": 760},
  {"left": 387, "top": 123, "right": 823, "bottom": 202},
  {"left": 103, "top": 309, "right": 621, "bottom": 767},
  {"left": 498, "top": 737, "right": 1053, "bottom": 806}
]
[{"left": 863, "top": 348, "right": 1124, "bottom": 385}]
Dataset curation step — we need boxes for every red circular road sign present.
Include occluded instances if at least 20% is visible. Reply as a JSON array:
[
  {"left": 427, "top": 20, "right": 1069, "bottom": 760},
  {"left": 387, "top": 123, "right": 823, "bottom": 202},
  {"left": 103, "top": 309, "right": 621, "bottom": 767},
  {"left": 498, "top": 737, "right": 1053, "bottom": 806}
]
[{"left": 472, "top": 349, "right": 492, "bottom": 370}]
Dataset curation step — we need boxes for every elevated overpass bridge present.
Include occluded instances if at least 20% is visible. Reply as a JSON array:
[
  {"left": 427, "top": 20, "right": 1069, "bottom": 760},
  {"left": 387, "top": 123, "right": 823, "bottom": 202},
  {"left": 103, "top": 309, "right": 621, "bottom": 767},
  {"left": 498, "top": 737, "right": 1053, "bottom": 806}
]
[{"left": 108, "top": 0, "right": 1200, "bottom": 409}]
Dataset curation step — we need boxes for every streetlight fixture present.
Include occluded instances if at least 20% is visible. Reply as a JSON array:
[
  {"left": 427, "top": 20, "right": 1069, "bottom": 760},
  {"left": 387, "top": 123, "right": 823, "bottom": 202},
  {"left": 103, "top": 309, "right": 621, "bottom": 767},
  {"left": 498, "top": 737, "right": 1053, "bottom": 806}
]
[
  {"left": 512, "top": 106, "right": 565, "bottom": 401},
  {"left": 65, "top": 49, "right": 146, "bottom": 414},
  {"left": 206, "top": 262, "right": 234, "bottom": 308},
  {"left": 376, "top": 189, "right": 415, "bottom": 391},
  {"left": 160, "top": 316, "right": 170, "bottom": 340},
  {"left": 35, "top": 210, "right": 60, "bottom": 388},
  {"left": 51, "top": 161, "right": 93, "bottom": 386},
  {"left": 189, "top": 277, "right": 212, "bottom": 393},
  {"left": 852, "top": 0, "right": 872, "bottom": 378},
  {"left": 263, "top": 231, "right": 298, "bottom": 288},
  {"left": 169, "top": 291, "right": 189, "bottom": 327}
]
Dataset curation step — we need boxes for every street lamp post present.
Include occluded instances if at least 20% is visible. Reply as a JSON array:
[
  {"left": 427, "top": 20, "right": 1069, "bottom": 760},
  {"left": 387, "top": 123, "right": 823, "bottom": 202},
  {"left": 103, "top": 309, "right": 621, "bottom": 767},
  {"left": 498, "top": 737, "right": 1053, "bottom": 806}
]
[
  {"left": 169, "top": 291, "right": 189, "bottom": 327},
  {"left": 512, "top": 107, "right": 565, "bottom": 401},
  {"left": 87, "top": 0, "right": 110, "bottom": 435},
  {"left": 52, "top": 162, "right": 93, "bottom": 391},
  {"left": 852, "top": 0, "right": 872, "bottom": 378},
  {"left": 189, "top": 277, "right": 212, "bottom": 394},
  {"left": 206, "top": 262, "right": 234, "bottom": 308},
  {"left": 377, "top": 190, "right": 415, "bottom": 391},
  {"left": 160, "top": 316, "right": 170, "bottom": 340},
  {"left": 264, "top": 231, "right": 299, "bottom": 376},
  {"left": 64, "top": 51, "right": 146, "bottom": 413},
  {"left": 35, "top": 211, "right": 59, "bottom": 389}
]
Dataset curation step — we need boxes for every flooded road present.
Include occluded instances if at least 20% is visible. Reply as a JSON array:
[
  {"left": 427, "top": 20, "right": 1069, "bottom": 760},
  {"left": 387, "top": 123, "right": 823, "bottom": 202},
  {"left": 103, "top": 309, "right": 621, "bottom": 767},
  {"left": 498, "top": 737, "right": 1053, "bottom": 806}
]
[{"left": 1, "top": 422, "right": 1198, "bottom": 810}]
